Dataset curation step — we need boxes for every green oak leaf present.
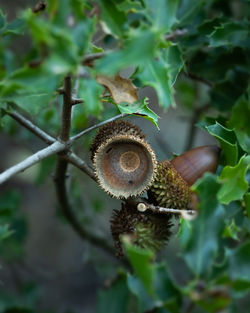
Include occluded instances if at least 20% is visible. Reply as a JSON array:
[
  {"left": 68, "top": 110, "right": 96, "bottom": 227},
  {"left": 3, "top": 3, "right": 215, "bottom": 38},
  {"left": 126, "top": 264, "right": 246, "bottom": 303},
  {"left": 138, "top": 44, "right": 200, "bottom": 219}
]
[
  {"left": 228, "top": 95, "right": 250, "bottom": 153},
  {"left": 98, "top": 0, "right": 127, "bottom": 38},
  {"left": 124, "top": 238, "right": 155, "bottom": 295},
  {"left": 97, "top": 274, "right": 130, "bottom": 313},
  {"left": 245, "top": 193, "right": 250, "bottom": 219},
  {"left": 179, "top": 174, "right": 225, "bottom": 277},
  {"left": 223, "top": 219, "right": 241, "bottom": 241},
  {"left": 209, "top": 21, "right": 249, "bottom": 48},
  {"left": 143, "top": 0, "right": 179, "bottom": 33},
  {"left": 78, "top": 78, "right": 104, "bottom": 116},
  {"left": 165, "top": 45, "right": 184, "bottom": 85},
  {"left": 138, "top": 56, "right": 175, "bottom": 109},
  {"left": 206, "top": 122, "right": 238, "bottom": 166},
  {"left": 0, "top": 9, "right": 6, "bottom": 31},
  {"left": 218, "top": 155, "right": 250, "bottom": 204},
  {"left": 96, "top": 29, "right": 157, "bottom": 75},
  {"left": 117, "top": 98, "right": 159, "bottom": 128},
  {"left": 117, "top": 0, "right": 144, "bottom": 12},
  {"left": 227, "top": 240, "right": 250, "bottom": 282}
]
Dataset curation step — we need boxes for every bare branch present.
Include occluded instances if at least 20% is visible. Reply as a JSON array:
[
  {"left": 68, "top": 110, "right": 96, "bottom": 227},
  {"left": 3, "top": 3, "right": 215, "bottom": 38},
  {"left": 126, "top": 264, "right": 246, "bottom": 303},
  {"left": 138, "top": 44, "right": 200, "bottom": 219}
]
[
  {"left": 65, "top": 153, "right": 97, "bottom": 182},
  {"left": 184, "top": 103, "right": 210, "bottom": 151},
  {"left": 185, "top": 72, "right": 214, "bottom": 88},
  {"left": 53, "top": 75, "right": 116, "bottom": 257},
  {"left": 6, "top": 111, "right": 96, "bottom": 180},
  {"left": 128, "top": 198, "right": 198, "bottom": 220},
  {"left": 0, "top": 141, "right": 66, "bottom": 184},
  {"left": 54, "top": 158, "right": 115, "bottom": 255},
  {"left": 82, "top": 52, "right": 107, "bottom": 66},
  {"left": 146, "top": 203, "right": 198, "bottom": 220},
  {"left": 70, "top": 113, "right": 128, "bottom": 142},
  {"left": 7, "top": 110, "right": 55, "bottom": 145},
  {"left": 61, "top": 75, "right": 73, "bottom": 141}
]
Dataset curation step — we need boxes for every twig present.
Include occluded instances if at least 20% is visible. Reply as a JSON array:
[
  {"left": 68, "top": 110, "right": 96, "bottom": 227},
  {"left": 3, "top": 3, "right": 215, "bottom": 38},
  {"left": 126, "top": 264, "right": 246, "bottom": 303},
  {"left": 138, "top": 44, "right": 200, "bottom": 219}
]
[
  {"left": 65, "top": 153, "right": 97, "bottom": 182},
  {"left": 147, "top": 204, "right": 197, "bottom": 220},
  {"left": 129, "top": 198, "right": 198, "bottom": 220},
  {"left": 0, "top": 141, "right": 65, "bottom": 184},
  {"left": 185, "top": 72, "right": 214, "bottom": 88},
  {"left": 61, "top": 75, "right": 72, "bottom": 141},
  {"left": 6, "top": 110, "right": 55, "bottom": 144},
  {"left": 82, "top": 52, "right": 107, "bottom": 66},
  {"left": 184, "top": 103, "right": 210, "bottom": 151},
  {"left": 54, "top": 75, "right": 116, "bottom": 257},
  {"left": 5, "top": 111, "right": 128, "bottom": 181},
  {"left": 70, "top": 113, "right": 128, "bottom": 142},
  {"left": 54, "top": 158, "right": 115, "bottom": 255},
  {"left": 165, "top": 28, "right": 188, "bottom": 40}
]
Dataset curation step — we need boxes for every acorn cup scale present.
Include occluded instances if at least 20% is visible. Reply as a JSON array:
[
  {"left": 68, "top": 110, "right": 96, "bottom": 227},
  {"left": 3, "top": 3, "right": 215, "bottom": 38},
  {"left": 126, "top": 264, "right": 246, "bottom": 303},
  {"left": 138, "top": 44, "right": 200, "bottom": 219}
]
[
  {"left": 110, "top": 202, "right": 173, "bottom": 258},
  {"left": 148, "top": 145, "right": 221, "bottom": 209},
  {"left": 92, "top": 121, "right": 158, "bottom": 199}
]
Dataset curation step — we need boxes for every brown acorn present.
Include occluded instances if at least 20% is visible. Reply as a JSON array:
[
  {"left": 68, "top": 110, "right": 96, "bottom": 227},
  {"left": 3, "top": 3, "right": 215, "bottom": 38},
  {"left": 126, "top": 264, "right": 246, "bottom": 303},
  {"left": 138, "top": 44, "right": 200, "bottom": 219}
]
[
  {"left": 148, "top": 145, "right": 221, "bottom": 209},
  {"left": 171, "top": 145, "right": 221, "bottom": 186},
  {"left": 110, "top": 202, "right": 172, "bottom": 257},
  {"left": 92, "top": 121, "right": 158, "bottom": 199}
]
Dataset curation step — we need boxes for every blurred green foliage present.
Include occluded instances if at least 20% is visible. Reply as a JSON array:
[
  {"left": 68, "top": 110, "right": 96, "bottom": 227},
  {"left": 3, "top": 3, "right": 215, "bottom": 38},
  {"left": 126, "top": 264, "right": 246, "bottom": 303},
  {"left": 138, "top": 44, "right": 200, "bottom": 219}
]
[{"left": 0, "top": 0, "right": 250, "bottom": 312}]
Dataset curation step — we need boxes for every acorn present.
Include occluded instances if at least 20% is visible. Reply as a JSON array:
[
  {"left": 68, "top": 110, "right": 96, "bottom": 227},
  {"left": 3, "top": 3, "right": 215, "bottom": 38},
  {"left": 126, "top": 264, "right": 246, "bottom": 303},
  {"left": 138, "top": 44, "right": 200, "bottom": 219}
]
[
  {"left": 92, "top": 121, "right": 158, "bottom": 199},
  {"left": 148, "top": 145, "right": 221, "bottom": 209},
  {"left": 110, "top": 202, "right": 172, "bottom": 257},
  {"left": 171, "top": 145, "right": 221, "bottom": 186}
]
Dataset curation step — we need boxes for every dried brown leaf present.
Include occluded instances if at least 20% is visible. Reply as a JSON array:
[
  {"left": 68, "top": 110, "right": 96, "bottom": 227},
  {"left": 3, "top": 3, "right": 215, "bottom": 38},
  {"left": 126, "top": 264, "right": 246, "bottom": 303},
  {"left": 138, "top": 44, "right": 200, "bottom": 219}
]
[{"left": 97, "top": 74, "right": 139, "bottom": 104}]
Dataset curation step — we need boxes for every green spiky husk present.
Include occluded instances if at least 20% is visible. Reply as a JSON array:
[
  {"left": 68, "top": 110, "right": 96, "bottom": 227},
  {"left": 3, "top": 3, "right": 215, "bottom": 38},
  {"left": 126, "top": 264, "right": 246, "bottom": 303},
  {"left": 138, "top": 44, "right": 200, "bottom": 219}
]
[
  {"left": 110, "top": 202, "right": 172, "bottom": 258},
  {"left": 90, "top": 120, "right": 146, "bottom": 161},
  {"left": 147, "top": 160, "right": 192, "bottom": 209}
]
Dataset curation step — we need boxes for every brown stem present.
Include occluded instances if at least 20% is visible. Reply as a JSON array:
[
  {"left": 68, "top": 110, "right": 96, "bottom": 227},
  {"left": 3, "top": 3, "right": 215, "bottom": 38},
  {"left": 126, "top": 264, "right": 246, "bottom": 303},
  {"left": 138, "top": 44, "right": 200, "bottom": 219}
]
[
  {"left": 54, "top": 76, "right": 115, "bottom": 257},
  {"left": 185, "top": 72, "right": 214, "bottom": 88},
  {"left": 54, "top": 159, "right": 114, "bottom": 255},
  {"left": 184, "top": 104, "right": 210, "bottom": 151},
  {"left": 61, "top": 75, "right": 72, "bottom": 141}
]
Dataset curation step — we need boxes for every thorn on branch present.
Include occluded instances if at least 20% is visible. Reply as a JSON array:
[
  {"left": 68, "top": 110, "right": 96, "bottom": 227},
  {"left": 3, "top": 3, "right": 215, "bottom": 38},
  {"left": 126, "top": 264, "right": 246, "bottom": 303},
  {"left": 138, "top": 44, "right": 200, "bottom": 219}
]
[
  {"left": 57, "top": 88, "right": 65, "bottom": 95},
  {"left": 71, "top": 98, "right": 84, "bottom": 105}
]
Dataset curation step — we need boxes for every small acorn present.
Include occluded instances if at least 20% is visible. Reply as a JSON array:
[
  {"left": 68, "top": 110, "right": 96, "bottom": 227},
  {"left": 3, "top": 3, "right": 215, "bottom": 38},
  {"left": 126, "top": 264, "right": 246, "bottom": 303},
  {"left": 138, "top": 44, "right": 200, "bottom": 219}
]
[
  {"left": 92, "top": 121, "right": 158, "bottom": 199},
  {"left": 148, "top": 145, "right": 221, "bottom": 209},
  {"left": 171, "top": 145, "right": 221, "bottom": 186},
  {"left": 110, "top": 202, "right": 172, "bottom": 257}
]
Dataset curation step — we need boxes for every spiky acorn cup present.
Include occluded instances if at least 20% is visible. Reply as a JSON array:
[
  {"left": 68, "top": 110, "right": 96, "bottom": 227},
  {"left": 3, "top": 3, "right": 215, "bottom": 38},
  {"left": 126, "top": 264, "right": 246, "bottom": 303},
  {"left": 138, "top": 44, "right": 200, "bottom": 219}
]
[
  {"left": 90, "top": 120, "right": 146, "bottom": 161},
  {"left": 111, "top": 202, "right": 172, "bottom": 257},
  {"left": 92, "top": 121, "right": 158, "bottom": 199},
  {"left": 147, "top": 160, "right": 192, "bottom": 209}
]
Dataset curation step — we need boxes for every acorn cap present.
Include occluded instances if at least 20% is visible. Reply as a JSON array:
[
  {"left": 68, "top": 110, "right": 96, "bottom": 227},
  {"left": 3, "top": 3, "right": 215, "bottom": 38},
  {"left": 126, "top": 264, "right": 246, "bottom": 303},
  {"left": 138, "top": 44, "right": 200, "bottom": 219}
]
[
  {"left": 90, "top": 120, "right": 146, "bottom": 161},
  {"left": 147, "top": 160, "right": 192, "bottom": 209},
  {"left": 110, "top": 202, "right": 173, "bottom": 257},
  {"left": 93, "top": 135, "right": 158, "bottom": 199}
]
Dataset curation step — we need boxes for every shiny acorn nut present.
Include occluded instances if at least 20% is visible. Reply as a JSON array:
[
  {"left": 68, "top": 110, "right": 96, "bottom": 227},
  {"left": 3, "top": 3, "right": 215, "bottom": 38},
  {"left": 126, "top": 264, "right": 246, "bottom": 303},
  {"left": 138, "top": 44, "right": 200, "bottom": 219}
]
[
  {"left": 93, "top": 134, "right": 158, "bottom": 199},
  {"left": 171, "top": 145, "right": 221, "bottom": 186}
]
